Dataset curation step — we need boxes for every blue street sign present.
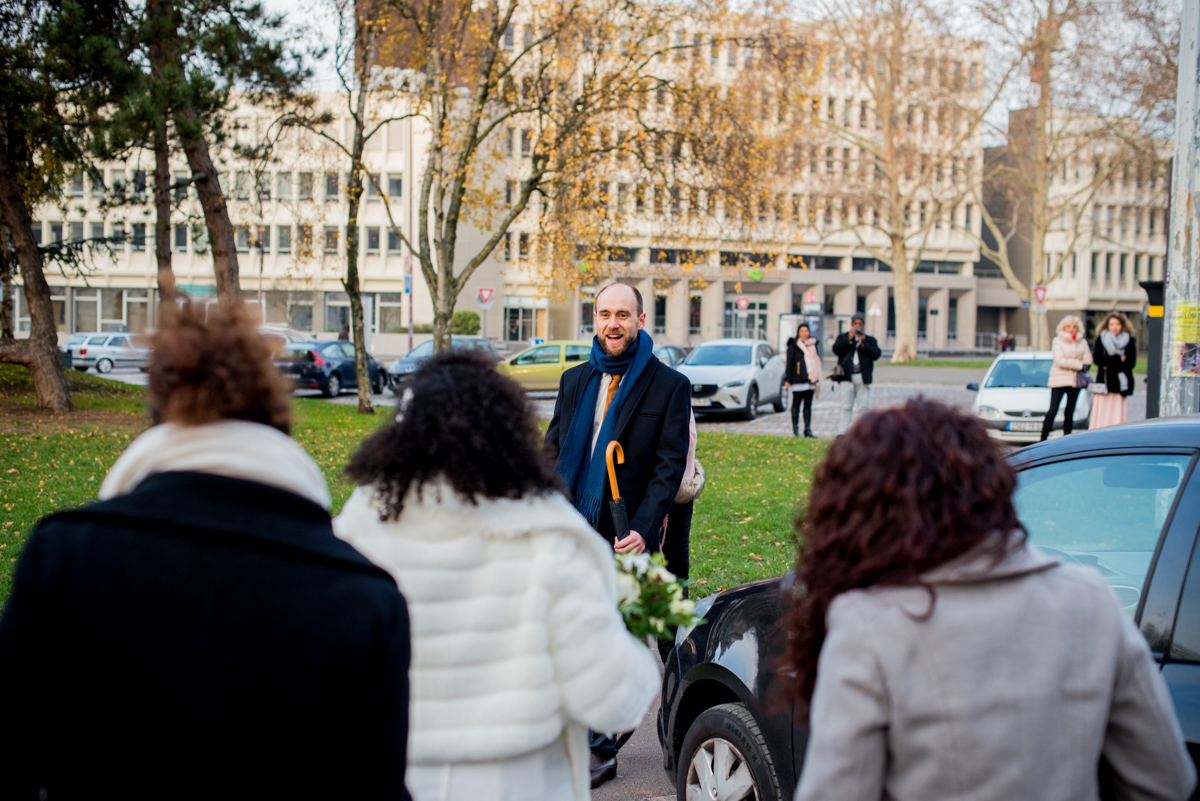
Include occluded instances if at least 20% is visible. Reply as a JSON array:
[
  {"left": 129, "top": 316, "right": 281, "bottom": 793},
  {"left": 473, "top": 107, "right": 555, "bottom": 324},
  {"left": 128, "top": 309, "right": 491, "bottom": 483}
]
[{"left": 404, "top": 274, "right": 411, "bottom": 294}]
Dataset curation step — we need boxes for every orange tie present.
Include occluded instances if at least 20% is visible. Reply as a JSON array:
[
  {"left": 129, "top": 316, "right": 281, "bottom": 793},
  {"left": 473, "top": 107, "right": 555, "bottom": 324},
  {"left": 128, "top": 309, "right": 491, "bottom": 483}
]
[{"left": 603, "top": 373, "right": 623, "bottom": 419}]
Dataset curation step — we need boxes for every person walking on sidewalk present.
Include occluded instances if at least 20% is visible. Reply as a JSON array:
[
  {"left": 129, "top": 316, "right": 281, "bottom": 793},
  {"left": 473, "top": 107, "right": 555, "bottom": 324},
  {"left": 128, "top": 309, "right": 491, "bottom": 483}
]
[
  {"left": 786, "top": 323, "right": 822, "bottom": 438},
  {"left": 336, "top": 350, "right": 658, "bottom": 801},
  {"left": 832, "top": 313, "right": 881, "bottom": 435},
  {"left": 787, "top": 399, "right": 1195, "bottom": 801},
  {"left": 544, "top": 282, "right": 691, "bottom": 788},
  {"left": 1090, "top": 312, "right": 1137, "bottom": 430},
  {"left": 1040, "top": 315, "right": 1092, "bottom": 442},
  {"left": 0, "top": 303, "right": 413, "bottom": 800}
]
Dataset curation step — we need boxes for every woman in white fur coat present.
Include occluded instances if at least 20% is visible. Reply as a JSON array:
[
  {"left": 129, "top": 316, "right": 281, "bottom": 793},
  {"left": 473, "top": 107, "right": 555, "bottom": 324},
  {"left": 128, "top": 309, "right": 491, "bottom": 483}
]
[{"left": 335, "top": 349, "right": 659, "bottom": 801}]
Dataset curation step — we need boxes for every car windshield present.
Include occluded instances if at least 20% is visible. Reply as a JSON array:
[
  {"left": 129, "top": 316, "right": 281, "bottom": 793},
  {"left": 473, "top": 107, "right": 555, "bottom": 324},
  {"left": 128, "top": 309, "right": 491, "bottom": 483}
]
[
  {"left": 985, "top": 359, "right": 1051, "bottom": 388},
  {"left": 685, "top": 345, "right": 752, "bottom": 366},
  {"left": 407, "top": 341, "right": 434, "bottom": 359},
  {"left": 1014, "top": 453, "right": 1191, "bottom": 616}
]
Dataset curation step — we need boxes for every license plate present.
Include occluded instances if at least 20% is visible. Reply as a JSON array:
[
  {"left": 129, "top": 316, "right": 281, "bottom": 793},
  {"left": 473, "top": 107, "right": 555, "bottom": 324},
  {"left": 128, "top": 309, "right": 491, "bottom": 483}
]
[
  {"left": 1007, "top": 421, "right": 1041, "bottom": 432},
  {"left": 691, "top": 398, "right": 712, "bottom": 407}
]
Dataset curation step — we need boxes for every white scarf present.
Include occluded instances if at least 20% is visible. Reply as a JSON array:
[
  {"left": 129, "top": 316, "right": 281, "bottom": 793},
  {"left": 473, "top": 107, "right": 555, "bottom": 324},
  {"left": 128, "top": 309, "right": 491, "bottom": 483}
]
[
  {"left": 99, "top": 420, "right": 331, "bottom": 509},
  {"left": 1100, "top": 329, "right": 1130, "bottom": 356}
]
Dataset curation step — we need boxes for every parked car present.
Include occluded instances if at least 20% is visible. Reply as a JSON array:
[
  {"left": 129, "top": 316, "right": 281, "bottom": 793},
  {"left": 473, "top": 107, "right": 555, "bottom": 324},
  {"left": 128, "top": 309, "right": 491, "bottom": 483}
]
[
  {"left": 387, "top": 336, "right": 503, "bottom": 389},
  {"left": 68, "top": 332, "right": 150, "bottom": 374},
  {"left": 967, "top": 351, "right": 1092, "bottom": 443},
  {"left": 274, "top": 340, "right": 386, "bottom": 397},
  {"left": 659, "top": 416, "right": 1200, "bottom": 801},
  {"left": 495, "top": 340, "right": 591, "bottom": 391},
  {"left": 678, "top": 338, "right": 786, "bottom": 420},
  {"left": 258, "top": 326, "right": 312, "bottom": 351},
  {"left": 654, "top": 344, "right": 689, "bottom": 368}
]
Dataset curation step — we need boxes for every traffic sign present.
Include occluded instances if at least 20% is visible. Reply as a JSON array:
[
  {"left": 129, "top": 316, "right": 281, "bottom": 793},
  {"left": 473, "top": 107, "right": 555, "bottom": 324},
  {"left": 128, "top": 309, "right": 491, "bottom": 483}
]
[
  {"left": 805, "top": 291, "right": 817, "bottom": 304},
  {"left": 477, "top": 287, "right": 494, "bottom": 309},
  {"left": 1021, "top": 299, "right": 1031, "bottom": 309},
  {"left": 735, "top": 296, "right": 751, "bottom": 312},
  {"left": 1033, "top": 286, "right": 1048, "bottom": 305}
]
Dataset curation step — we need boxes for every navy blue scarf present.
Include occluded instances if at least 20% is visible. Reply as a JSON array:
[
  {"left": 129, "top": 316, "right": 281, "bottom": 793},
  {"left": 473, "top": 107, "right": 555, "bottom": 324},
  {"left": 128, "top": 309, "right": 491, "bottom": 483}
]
[{"left": 556, "top": 330, "right": 655, "bottom": 525}]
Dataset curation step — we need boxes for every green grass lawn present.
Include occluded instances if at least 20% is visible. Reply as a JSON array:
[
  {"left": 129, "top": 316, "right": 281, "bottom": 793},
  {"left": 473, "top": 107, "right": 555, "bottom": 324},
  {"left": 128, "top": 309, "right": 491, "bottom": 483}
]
[{"left": 0, "top": 364, "right": 821, "bottom": 606}]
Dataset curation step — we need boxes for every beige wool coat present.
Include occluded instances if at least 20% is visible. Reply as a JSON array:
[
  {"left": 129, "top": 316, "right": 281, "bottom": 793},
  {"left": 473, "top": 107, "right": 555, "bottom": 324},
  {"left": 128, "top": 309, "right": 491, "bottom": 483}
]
[
  {"left": 1049, "top": 331, "right": 1094, "bottom": 388},
  {"left": 795, "top": 540, "right": 1196, "bottom": 801}
]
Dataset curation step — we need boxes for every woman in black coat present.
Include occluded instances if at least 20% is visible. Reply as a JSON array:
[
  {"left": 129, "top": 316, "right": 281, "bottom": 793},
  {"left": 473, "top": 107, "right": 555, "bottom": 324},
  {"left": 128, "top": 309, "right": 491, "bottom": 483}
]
[
  {"left": 1089, "top": 311, "right": 1137, "bottom": 430},
  {"left": 785, "top": 323, "right": 822, "bottom": 438},
  {"left": 0, "top": 303, "right": 412, "bottom": 801}
]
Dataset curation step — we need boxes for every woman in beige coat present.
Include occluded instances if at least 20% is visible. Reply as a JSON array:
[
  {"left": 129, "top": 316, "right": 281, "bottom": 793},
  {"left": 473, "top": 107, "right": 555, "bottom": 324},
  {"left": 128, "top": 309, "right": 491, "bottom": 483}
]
[
  {"left": 787, "top": 399, "right": 1194, "bottom": 801},
  {"left": 1040, "top": 314, "right": 1093, "bottom": 442}
]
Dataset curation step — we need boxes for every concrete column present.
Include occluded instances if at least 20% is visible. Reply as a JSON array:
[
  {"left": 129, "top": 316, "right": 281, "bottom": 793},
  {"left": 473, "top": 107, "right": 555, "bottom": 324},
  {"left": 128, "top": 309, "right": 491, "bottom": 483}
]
[
  {"left": 701, "top": 280, "right": 725, "bottom": 339},
  {"left": 767, "top": 283, "right": 790, "bottom": 347},
  {"left": 665, "top": 280, "right": 689, "bottom": 344},
  {"left": 865, "top": 286, "right": 888, "bottom": 341},
  {"left": 838, "top": 256, "right": 852, "bottom": 272},
  {"left": 833, "top": 284, "right": 856, "bottom": 316},
  {"left": 957, "top": 289, "right": 978, "bottom": 351},
  {"left": 311, "top": 289, "right": 326, "bottom": 334},
  {"left": 929, "top": 287, "right": 950, "bottom": 350}
]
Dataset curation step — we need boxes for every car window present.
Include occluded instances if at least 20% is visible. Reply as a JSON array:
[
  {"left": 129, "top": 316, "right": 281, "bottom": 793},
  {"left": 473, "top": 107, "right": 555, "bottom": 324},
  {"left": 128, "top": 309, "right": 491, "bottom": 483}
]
[
  {"left": 67, "top": 335, "right": 86, "bottom": 346},
  {"left": 87, "top": 336, "right": 109, "bottom": 345},
  {"left": 408, "top": 341, "right": 434, "bottom": 359},
  {"left": 339, "top": 343, "right": 357, "bottom": 358},
  {"left": 1014, "top": 453, "right": 1191, "bottom": 616},
  {"left": 513, "top": 345, "right": 561, "bottom": 365},
  {"left": 565, "top": 345, "right": 590, "bottom": 362},
  {"left": 321, "top": 344, "right": 344, "bottom": 359},
  {"left": 762, "top": 345, "right": 776, "bottom": 359},
  {"left": 986, "top": 359, "right": 1051, "bottom": 388},
  {"left": 110, "top": 337, "right": 130, "bottom": 349},
  {"left": 685, "top": 345, "right": 753, "bottom": 366}
]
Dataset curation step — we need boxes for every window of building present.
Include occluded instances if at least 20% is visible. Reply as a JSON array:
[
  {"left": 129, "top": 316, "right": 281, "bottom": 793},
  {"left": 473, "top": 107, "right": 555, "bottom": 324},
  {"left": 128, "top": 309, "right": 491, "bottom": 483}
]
[
  {"left": 689, "top": 292, "right": 701, "bottom": 334},
  {"left": 91, "top": 172, "right": 106, "bottom": 198},
  {"left": 1091, "top": 253, "right": 1099, "bottom": 280},
  {"left": 297, "top": 224, "right": 313, "bottom": 258},
  {"left": 1105, "top": 253, "right": 1113, "bottom": 282},
  {"left": 234, "top": 171, "right": 249, "bottom": 201},
  {"left": 324, "top": 226, "right": 339, "bottom": 254},
  {"left": 298, "top": 172, "right": 314, "bottom": 201},
  {"left": 723, "top": 295, "right": 768, "bottom": 339},
  {"left": 110, "top": 222, "right": 125, "bottom": 248},
  {"left": 366, "top": 226, "right": 381, "bottom": 254},
  {"left": 366, "top": 173, "right": 381, "bottom": 201},
  {"left": 379, "top": 292, "right": 404, "bottom": 333},
  {"left": 236, "top": 225, "right": 252, "bottom": 253},
  {"left": 69, "top": 172, "right": 84, "bottom": 197},
  {"left": 388, "top": 176, "right": 402, "bottom": 197},
  {"left": 654, "top": 292, "right": 667, "bottom": 335},
  {"left": 325, "top": 291, "right": 351, "bottom": 332},
  {"left": 89, "top": 222, "right": 104, "bottom": 246},
  {"left": 48, "top": 221, "right": 62, "bottom": 244},
  {"left": 14, "top": 285, "right": 66, "bottom": 333},
  {"left": 387, "top": 228, "right": 403, "bottom": 254},
  {"left": 132, "top": 224, "right": 146, "bottom": 252},
  {"left": 325, "top": 172, "right": 339, "bottom": 203},
  {"left": 262, "top": 290, "right": 313, "bottom": 331},
  {"left": 518, "top": 232, "right": 530, "bottom": 259},
  {"left": 132, "top": 170, "right": 147, "bottom": 202},
  {"left": 276, "top": 172, "right": 292, "bottom": 201},
  {"left": 174, "top": 223, "right": 188, "bottom": 253}
]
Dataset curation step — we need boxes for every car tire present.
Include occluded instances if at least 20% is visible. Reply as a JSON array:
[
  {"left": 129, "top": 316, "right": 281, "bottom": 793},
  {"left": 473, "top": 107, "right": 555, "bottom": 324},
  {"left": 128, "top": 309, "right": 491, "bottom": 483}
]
[
  {"left": 772, "top": 379, "right": 788, "bottom": 413},
  {"left": 743, "top": 385, "right": 759, "bottom": 421},
  {"left": 324, "top": 373, "right": 342, "bottom": 398},
  {"left": 371, "top": 371, "right": 385, "bottom": 395},
  {"left": 677, "top": 702, "right": 782, "bottom": 801},
  {"left": 96, "top": 358, "right": 114, "bottom": 374},
  {"left": 73, "top": 366, "right": 88, "bottom": 372}
]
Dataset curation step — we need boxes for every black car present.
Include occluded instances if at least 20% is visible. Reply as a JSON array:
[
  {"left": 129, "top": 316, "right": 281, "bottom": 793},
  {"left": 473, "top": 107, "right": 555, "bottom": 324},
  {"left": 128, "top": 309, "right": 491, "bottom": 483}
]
[
  {"left": 386, "top": 336, "right": 502, "bottom": 389},
  {"left": 660, "top": 416, "right": 1200, "bottom": 801},
  {"left": 274, "top": 340, "right": 386, "bottom": 397}
]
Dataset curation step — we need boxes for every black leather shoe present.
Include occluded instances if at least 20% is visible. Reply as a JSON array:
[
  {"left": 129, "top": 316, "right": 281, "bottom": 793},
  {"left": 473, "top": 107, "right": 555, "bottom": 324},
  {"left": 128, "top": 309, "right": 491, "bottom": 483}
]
[
  {"left": 804, "top": 428, "right": 816, "bottom": 438},
  {"left": 590, "top": 753, "right": 617, "bottom": 788}
]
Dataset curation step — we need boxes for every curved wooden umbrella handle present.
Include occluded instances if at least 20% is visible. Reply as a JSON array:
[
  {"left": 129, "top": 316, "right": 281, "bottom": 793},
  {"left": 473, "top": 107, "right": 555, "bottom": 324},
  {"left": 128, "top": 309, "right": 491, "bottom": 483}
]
[{"left": 605, "top": 441, "right": 624, "bottom": 501}]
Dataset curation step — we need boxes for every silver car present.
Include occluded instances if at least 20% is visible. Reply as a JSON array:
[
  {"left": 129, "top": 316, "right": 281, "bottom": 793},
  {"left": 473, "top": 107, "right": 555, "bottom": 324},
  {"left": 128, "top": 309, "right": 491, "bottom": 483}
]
[
  {"left": 69, "top": 332, "right": 150, "bottom": 373},
  {"left": 678, "top": 338, "right": 787, "bottom": 420}
]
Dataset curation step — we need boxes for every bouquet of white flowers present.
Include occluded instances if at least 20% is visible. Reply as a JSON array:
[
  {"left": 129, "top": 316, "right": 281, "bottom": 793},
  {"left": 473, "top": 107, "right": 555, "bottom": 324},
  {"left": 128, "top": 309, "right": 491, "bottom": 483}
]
[{"left": 614, "top": 552, "right": 705, "bottom": 640}]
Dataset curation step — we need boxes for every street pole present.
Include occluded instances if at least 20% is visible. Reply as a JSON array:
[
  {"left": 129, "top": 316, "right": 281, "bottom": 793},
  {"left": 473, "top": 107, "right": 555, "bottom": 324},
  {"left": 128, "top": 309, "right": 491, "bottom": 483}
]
[{"left": 1161, "top": 0, "right": 1200, "bottom": 416}]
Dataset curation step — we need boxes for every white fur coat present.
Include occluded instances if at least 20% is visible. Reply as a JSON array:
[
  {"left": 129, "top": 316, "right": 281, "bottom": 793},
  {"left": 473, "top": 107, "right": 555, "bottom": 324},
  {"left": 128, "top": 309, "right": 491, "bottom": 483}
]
[{"left": 334, "top": 483, "right": 659, "bottom": 801}]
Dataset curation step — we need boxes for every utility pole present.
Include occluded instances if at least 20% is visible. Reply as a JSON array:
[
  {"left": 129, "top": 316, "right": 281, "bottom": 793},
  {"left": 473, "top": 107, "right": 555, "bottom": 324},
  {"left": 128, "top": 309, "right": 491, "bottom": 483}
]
[{"left": 1161, "top": 0, "right": 1200, "bottom": 416}]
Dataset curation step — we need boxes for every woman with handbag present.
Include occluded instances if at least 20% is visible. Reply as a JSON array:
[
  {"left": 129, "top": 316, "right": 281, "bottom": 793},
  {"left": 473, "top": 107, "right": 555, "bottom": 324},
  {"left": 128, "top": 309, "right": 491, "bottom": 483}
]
[
  {"left": 1039, "top": 315, "right": 1093, "bottom": 442},
  {"left": 785, "top": 323, "right": 823, "bottom": 438},
  {"left": 1089, "top": 312, "right": 1137, "bottom": 430}
]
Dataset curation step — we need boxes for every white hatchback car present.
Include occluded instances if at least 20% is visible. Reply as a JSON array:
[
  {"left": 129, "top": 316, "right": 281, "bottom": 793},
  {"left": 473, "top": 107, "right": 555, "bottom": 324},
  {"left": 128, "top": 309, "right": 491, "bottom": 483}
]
[
  {"left": 968, "top": 351, "right": 1092, "bottom": 443},
  {"left": 679, "top": 338, "right": 786, "bottom": 420}
]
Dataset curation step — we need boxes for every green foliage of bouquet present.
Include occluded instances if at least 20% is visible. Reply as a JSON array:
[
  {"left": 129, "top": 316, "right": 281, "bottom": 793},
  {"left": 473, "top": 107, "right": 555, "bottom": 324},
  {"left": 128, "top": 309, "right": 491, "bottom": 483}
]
[{"left": 615, "top": 552, "right": 705, "bottom": 640}]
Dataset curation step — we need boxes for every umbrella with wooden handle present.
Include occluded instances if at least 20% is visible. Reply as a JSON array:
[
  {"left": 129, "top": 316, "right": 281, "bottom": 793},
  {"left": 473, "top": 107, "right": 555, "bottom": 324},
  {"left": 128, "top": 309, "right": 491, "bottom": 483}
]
[{"left": 605, "top": 441, "right": 630, "bottom": 543}]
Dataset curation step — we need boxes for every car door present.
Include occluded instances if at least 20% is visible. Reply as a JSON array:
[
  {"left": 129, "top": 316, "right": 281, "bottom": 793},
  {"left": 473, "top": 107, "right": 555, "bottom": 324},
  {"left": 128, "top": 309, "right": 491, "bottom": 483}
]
[
  {"left": 109, "top": 336, "right": 135, "bottom": 367},
  {"left": 507, "top": 344, "right": 563, "bottom": 390},
  {"left": 563, "top": 344, "right": 590, "bottom": 380},
  {"left": 338, "top": 342, "right": 361, "bottom": 386},
  {"left": 761, "top": 344, "right": 784, "bottom": 397},
  {"left": 321, "top": 344, "right": 351, "bottom": 385}
]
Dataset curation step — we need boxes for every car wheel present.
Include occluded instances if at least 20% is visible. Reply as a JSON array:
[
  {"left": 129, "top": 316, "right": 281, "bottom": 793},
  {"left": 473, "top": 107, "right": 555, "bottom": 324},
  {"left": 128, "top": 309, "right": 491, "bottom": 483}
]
[
  {"left": 371, "top": 371, "right": 385, "bottom": 395},
  {"left": 772, "top": 379, "right": 788, "bottom": 413},
  {"left": 678, "top": 702, "right": 782, "bottom": 801},
  {"left": 742, "top": 385, "right": 759, "bottom": 421},
  {"left": 324, "top": 373, "right": 342, "bottom": 398},
  {"left": 96, "top": 358, "right": 114, "bottom": 374},
  {"left": 73, "top": 366, "right": 88, "bottom": 372}
]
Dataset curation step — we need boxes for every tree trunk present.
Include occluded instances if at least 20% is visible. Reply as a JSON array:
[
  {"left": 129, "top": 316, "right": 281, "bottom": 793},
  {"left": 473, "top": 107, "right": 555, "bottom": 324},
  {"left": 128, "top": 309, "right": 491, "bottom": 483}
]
[
  {"left": 153, "top": 118, "right": 177, "bottom": 303},
  {"left": 432, "top": 290, "right": 454, "bottom": 353},
  {"left": 0, "top": 228, "right": 13, "bottom": 339},
  {"left": 175, "top": 113, "right": 240, "bottom": 304},
  {"left": 345, "top": 76, "right": 374, "bottom": 415},
  {"left": 0, "top": 147, "right": 73, "bottom": 412},
  {"left": 890, "top": 239, "right": 918, "bottom": 362}
]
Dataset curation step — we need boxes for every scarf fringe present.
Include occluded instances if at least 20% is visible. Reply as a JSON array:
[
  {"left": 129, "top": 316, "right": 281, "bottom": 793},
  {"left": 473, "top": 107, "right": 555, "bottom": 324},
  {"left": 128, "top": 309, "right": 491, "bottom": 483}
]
[{"left": 574, "top": 492, "right": 602, "bottom": 526}]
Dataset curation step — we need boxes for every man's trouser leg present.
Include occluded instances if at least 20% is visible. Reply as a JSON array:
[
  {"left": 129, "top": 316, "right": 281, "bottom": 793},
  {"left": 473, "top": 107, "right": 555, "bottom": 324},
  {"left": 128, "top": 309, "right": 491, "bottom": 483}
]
[{"left": 837, "top": 377, "right": 856, "bottom": 433}]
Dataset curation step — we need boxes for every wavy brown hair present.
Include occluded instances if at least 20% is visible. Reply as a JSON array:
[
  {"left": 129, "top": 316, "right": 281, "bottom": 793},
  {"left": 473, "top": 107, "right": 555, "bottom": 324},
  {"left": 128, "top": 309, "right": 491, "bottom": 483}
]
[
  {"left": 146, "top": 301, "right": 292, "bottom": 434},
  {"left": 1101, "top": 311, "right": 1132, "bottom": 334},
  {"left": 783, "top": 398, "right": 1024, "bottom": 713},
  {"left": 346, "top": 348, "right": 562, "bottom": 518}
]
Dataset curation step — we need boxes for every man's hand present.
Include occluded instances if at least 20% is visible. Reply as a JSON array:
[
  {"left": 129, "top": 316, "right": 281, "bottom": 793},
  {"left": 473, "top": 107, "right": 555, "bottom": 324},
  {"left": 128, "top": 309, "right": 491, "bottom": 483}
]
[{"left": 614, "top": 531, "right": 646, "bottom": 554}]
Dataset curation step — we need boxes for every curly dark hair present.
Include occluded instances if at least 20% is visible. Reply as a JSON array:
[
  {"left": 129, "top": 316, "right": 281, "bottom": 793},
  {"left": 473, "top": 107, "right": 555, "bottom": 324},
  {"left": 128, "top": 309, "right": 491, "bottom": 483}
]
[
  {"left": 346, "top": 348, "right": 563, "bottom": 518},
  {"left": 146, "top": 301, "right": 292, "bottom": 434},
  {"left": 783, "top": 398, "right": 1024, "bottom": 712}
]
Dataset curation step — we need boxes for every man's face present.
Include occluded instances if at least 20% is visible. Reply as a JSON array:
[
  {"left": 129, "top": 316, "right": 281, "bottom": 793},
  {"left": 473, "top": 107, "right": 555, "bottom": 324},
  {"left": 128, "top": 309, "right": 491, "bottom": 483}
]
[{"left": 594, "top": 285, "right": 645, "bottom": 357}]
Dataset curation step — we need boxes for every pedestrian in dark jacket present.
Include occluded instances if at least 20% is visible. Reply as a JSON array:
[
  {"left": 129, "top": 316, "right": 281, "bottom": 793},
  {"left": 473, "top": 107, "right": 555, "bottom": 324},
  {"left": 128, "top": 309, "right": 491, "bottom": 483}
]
[
  {"left": 0, "top": 303, "right": 412, "bottom": 801},
  {"left": 1090, "top": 311, "right": 1137, "bottom": 430},
  {"left": 831, "top": 313, "right": 882, "bottom": 434},
  {"left": 785, "top": 323, "right": 822, "bottom": 438}
]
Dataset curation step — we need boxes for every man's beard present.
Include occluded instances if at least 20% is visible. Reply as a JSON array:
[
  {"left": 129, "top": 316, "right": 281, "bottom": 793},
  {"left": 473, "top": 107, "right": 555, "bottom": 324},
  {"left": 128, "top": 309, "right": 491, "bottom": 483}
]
[{"left": 600, "top": 330, "right": 634, "bottom": 357}]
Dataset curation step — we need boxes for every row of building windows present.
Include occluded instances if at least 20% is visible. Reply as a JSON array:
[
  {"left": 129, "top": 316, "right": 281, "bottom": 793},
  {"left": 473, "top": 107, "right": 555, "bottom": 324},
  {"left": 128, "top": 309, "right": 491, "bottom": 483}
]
[{"left": 66, "top": 169, "right": 403, "bottom": 206}]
